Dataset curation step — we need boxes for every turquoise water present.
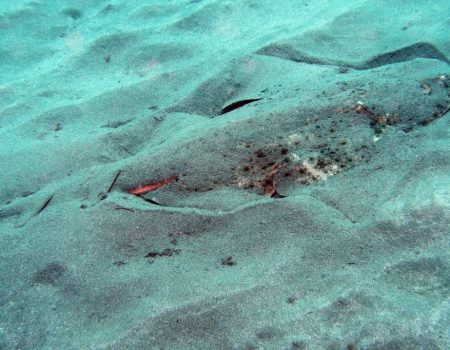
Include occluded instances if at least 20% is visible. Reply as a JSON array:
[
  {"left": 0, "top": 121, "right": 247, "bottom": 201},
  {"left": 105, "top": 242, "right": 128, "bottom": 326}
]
[{"left": 0, "top": 1, "right": 449, "bottom": 349}]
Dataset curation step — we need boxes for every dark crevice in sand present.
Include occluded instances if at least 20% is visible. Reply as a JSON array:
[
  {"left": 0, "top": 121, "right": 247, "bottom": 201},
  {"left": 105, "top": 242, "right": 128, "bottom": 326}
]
[
  {"left": 256, "top": 42, "right": 450, "bottom": 70},
  {"left": 219, "top": 98, "right": 262, "bottom": 115},
  {"left": 107, "top": 170, "right": 121, "bottom": 193},
  {"left": 33, "top": 194, "right": 54, "bottom": 217},
  {"left": 362, "top": 42, "right": 450, "bottom": 69}
]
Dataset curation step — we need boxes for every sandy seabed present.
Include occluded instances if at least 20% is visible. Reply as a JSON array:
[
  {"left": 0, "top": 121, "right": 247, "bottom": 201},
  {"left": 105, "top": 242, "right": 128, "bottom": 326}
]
[{"left": 1, "top": 1, "right": 449, "bottom": 349}]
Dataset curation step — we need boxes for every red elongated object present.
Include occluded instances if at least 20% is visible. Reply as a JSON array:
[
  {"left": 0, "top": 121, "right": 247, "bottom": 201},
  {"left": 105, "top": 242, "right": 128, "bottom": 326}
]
[{"left": 127, "top": 176, "right": 178, "bottom": 195}]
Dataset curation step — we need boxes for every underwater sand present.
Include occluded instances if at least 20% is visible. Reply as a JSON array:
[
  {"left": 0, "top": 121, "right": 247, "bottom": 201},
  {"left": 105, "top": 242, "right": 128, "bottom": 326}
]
[{"left": 1, "top": 1, "right": 449, "bottom": 349}]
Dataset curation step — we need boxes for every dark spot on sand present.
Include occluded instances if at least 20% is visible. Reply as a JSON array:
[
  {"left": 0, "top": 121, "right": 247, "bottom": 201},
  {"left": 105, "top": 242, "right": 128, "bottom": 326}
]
[
  {"left": 145, "top": 249, "right": 181, "bottom": 258},
  {"left": 33, "top": 262, "right": 66, "bottom": 284},
  {"left": 255, "top": 149, "right": 266, "bottom": 158},
  {"left": 62, "top": 8, "right": 82, "bottom": 20},
  {"left": 287, "top": 296, "right": 297, "bottom": 304},
  {"left": 221, "top": 256, "right": 236, "bottom": 266}
]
